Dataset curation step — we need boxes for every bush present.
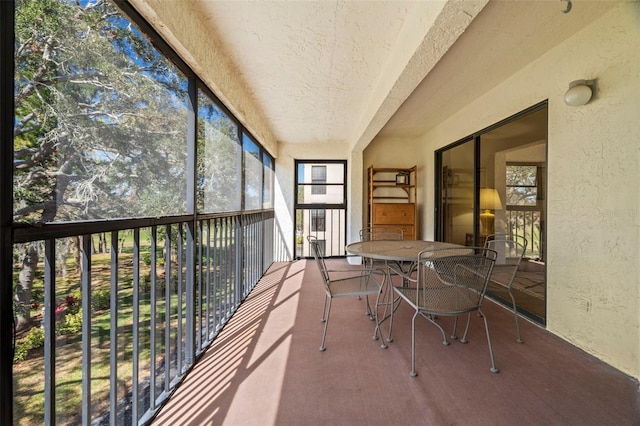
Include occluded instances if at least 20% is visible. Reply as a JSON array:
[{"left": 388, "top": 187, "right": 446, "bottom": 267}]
[
  {"left": 58, "top": 310, "right": 82, "bottom": 335},
  {"left": 66, "top": 291, "right": 81, "bottom": 315},
  {"left": 92, "top": 289, "right": 110, "bottom": 311},
  {"left": 14, "top": 327, "right": 45, "bottom": 363}
]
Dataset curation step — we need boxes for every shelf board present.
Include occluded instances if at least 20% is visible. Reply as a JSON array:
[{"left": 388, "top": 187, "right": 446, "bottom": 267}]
[
  {"left": 372, "top": 196, "right": 409, "bottom": 200},
  {"left": 373, "top": 184, "right": 414, "bottom": 188},
  {"left": 371, "top": 167, "right": 415, "bottom": 173}
]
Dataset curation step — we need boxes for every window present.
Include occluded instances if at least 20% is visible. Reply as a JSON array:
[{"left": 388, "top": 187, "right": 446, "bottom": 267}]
[
  {"left": 294, "top": 160, "right": 347, "bottom": 257},
  {"left": 243, "top": 134, "right": 263, "bottom": 210},
  {"left": 311, "top": 165, "right": 327, "bottom": 194},
  {"left": 13, "top": 0, "right": 190, "bottom": 222},
  {"left": 263, "top": 153, "right": 274, "bottom": 209},
  {"left": 506, "top": 164, "right": 540, "bottom": 207},
  {"left": 198, "top": 90, "right": 242, "bottom": 213},
  {"left": 311, "top": 209, "right": 326, "bottom": 231}
]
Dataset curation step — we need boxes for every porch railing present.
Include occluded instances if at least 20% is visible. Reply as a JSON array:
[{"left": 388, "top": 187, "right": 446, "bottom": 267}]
[
  {"left": 506, "top": 209, "right": 543, "bottom": 260},
  {"left": 295, "top": 208, "right": 346, "bottom": 258},
  {"left": 11, "top": 211, "right": 274, "bottom": 425}
]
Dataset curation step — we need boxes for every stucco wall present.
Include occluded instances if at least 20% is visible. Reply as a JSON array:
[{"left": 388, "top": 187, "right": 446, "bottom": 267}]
[{"left": 367, "top": 2, "right": 640, "bottom": 379}]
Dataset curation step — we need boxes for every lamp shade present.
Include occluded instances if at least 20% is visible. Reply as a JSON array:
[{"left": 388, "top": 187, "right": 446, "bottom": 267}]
[{"left": 480, "top": 188, "right": 502, "bottom": 210}]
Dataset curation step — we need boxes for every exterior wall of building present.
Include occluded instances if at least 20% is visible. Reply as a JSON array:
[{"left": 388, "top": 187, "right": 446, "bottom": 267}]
[{"left": 366, "top": 2, "right": 640, "bottom": 379}]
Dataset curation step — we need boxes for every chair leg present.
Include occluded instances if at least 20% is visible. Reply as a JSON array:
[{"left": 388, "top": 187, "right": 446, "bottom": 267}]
[
  {"left": 319, "top": 298, "right": 333, "bottom": 352},
  {"left": 320, "top": 294, "right": 329, "bottom": 323},
  {"left": 375, "top": 294, "right": 388, "bottom": 349},
  {"left": 459, "top": 313, "right": 472, "bottom": 343},
  {"left": 372, "top": 290, "right": 384, "bottom": 344},
  {"left": 410, "top": 310, "right": 419, "bottom": 377},
  {"left": 423, "top": 312, "right": 449, "bottom": 346},
  {"left": 508, "top": 289, "right": 523, "bottom": 343},
  {"left": 375, "top": 271, "right": 391, "bottom": 348},
  {"left": 451, "top": 315, "right": 459, "bottom": 340},
  {"left": 364, "top": 295, "right": 375, "bottom": 320},
  {"left": 386, "top": 297, "right": 395, "bottom": 344},
  {"left": 478, "top": 307, "right": 499, "bottom": 373}
]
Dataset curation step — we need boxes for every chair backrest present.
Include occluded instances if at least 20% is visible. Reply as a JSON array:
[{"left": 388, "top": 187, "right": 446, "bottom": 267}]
[
  {"left": 415, "top": 247, "right": 497, "bottom": 314},
  {"left": 307, "top": 235, "right": 330, "bottom": 287},
  {"left": 483, "top": 234, "right": 527, "bottom": 286},
  {"left": 484, "top": 234, "right": 528, "bottom": 265},
  {"left": 359, "top": 226, "right": 404, "bottom": 242}
]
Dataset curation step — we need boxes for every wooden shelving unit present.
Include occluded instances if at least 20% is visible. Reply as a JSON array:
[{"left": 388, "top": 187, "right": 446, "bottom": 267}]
[{"left": 367, "top": 165, "right": 417, "bottom": 239}]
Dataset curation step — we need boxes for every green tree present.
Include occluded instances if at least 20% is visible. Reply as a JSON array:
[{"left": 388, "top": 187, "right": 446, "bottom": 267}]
[
  {"left": 13, "top": 0, "right": 189, "bottom": 328},
  {"left": 197, "top": 93, "right": 242, "bottom": 213},
  {"left": 14, "top": 0, "right": 188, "bottom": 224}
]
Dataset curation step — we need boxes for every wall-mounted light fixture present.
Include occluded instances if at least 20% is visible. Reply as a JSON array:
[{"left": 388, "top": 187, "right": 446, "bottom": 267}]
[{"left": 564, "top": 79, "right": 596, "bottom": 107}]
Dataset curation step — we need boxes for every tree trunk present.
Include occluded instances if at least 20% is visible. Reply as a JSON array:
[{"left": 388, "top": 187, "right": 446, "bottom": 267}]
[
  {"left": 99, "top": 232, "right": 108, "bottom": 254},
  {"left": 73, "top": 236, "right": 83, "bottom": 274},
  {"left": 15, "top": 244, "right": 39, "bottom": 332},
  {"left": 57, "top": 238, "right": 72, "bottom": 277}
]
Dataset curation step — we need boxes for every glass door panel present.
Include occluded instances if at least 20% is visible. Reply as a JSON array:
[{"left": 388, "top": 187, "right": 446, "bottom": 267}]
[
  {"left": 479, "top": 107, "right": 547, "bottom": 322},
  {"left": 439, "top": 139, "right": 475, "bottom": 246}
]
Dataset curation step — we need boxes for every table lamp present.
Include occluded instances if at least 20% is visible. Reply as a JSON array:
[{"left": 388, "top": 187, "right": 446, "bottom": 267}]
[{"left": 480, "top": 188, "right": 502, "bottom": 235}]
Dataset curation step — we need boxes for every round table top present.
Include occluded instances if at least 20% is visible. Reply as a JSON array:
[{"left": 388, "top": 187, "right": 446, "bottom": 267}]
[{"left": 345, "top": 240, "right": 463, "bottom": 262}]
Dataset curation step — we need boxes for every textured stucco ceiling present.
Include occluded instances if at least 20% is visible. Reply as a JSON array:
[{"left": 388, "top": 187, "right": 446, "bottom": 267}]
[
  {"left": 132, "top": 0, "right": 621, "bottom": 151},
  {"left": 190, "top": 0, "right": 488, "bottom": 147}
]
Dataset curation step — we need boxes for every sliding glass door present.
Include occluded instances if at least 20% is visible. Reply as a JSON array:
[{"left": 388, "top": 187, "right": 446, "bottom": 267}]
[{"left": 436, "top": 103, "right": 547, "bottom": 324}]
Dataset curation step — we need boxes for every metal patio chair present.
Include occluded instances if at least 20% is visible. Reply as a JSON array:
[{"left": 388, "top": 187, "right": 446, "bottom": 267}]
[
  {"left": 484, "top": 234, "right": 528, "bottom": 343},
  {"left": 307, "top": 236, "right": 384, "bottom": 351},
  {"left": 359, "top": 226, "right": 404, "bottom": 270},
  {"left": 391, "top": 247, "right": 498, "bottom": 376}
]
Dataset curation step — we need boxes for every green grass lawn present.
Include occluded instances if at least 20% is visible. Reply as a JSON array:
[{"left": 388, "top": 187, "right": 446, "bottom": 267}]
[
  {"left": 13, "top": 231, "right": 176, "bottom": 425},
  {"left": 13, "top": 228, "right": 236, "bottom": 424}
]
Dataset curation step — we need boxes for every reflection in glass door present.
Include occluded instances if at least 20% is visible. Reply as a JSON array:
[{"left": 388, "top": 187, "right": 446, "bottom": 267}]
[
  {"left": 436, "top": 103, "right": 547, "bottom": 324},
  {"left": 438, "top": 138, "right": 475, "bottom": 246}
]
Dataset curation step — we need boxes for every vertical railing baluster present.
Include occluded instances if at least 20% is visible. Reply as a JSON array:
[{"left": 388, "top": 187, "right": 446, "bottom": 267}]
[
  {"left": 186, "top": 220, "right": 195, "bottom": 366},
  {"left": 205, "top": 219, "right": 211, "bottom": 341},
  {"left": 109, "top": 231, "right": 118, "bottom": 426},
  {"left": 164, "top": 225, "right": 172, "bottom": 392},
  {"left": 196, "top": 220, "right": 203, "bottom": 352},
  {"left": 223, "top": 217, "right": 229, "bottom": 321},
  {"left": 81, "top": 235, "right": 92, "bottom": 425},
  {"left": 240, "top": 217, "right": 244, "bottom": 299},
  {"left": 177, "top": 223, "right": 183, "bottom": 373},
  {"left": 231, "top": 215, "right": 236, "bottom": 313},
  {"left": 43, "top": 239, "right": 55, "bottom": 426},
  {"left": 149, "top": 226, "right": 157, "bottom": 410},
  {"left": 132, "top": 229, "right": 140, "bottom": 423},
  {"left": 220, "top": 218, "right": 230, "bottom": 325},
  {"left": 214, "top": 219, "right": 220, "bottom": 330},
  {"left": 244, "top": 217, "right": 249, "bottom": 297},
  {"left": 254, "top": 215, "right": 258, "bottom": 284}
]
